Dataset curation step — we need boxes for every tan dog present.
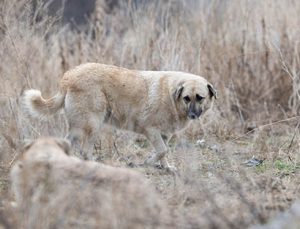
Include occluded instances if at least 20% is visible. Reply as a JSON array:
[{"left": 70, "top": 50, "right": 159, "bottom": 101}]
[
  {"left": 10, "top": 138, "right": 171, "bottom": 229},
  {"left": 21, "top": 63, "right": 216, "bottom": 167}
]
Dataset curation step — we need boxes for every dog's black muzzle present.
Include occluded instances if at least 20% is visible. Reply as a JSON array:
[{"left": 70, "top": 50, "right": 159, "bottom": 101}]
[{"left": 188, "top": 106, "right": 202, "bottom": 120}]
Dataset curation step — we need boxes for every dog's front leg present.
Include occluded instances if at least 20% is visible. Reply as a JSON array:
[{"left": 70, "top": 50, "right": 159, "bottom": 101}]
[
  {"left": 143, "top": 131, "right": 178, "bottom": 174},
  {"left": 143, "top": 130, "right": 168, "bottom": 166}
]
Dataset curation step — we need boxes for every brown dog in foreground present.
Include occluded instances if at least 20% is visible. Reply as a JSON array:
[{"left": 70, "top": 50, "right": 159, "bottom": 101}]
[
  {"left": 21, "top": 63, "right": 216, "bottom": 168},
  {"left": 10, "top": 137, "right": 171, "bottom": 229}
]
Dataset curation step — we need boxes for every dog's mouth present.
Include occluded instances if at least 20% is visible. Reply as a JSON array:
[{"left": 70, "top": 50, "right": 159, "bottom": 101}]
[{"left": 187, "top": 109, "right": 202, "bottom": 120}]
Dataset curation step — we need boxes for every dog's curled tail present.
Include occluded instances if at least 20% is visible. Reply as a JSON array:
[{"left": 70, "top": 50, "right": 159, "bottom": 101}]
[{"left": 21, "top": 89, "right": 66, "bottom": 118}]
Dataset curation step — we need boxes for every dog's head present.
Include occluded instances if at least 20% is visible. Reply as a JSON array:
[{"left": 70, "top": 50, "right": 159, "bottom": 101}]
[
  {"left": 21, "top": 138, "right": 71, "bottom": 161},
  {"left": 11, "top": 138, "right": 71, "bottom": 184},
  {"left": 173, "top": 79, "right": 217, "bottom": 120}
]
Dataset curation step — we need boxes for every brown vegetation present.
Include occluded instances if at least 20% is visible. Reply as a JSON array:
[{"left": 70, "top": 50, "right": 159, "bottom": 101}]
[{"left": 0, "top": 0, "right": 300, "bottom": 228}]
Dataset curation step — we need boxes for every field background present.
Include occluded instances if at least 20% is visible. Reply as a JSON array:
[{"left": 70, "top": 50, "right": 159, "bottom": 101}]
[{"left": 0, "top": 0, "right": 300, "bottom": 228}]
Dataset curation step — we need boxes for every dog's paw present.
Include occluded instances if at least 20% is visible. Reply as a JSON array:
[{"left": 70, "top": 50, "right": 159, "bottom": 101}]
[
  {"left": 143, "top": 158, "right": 178, "bottom": 175},
  {"left": 164, "top": 165, "right": 178, "bottom": 175},
  {"left": 155, "top": 164, "right": 178, "bottom": 175}
]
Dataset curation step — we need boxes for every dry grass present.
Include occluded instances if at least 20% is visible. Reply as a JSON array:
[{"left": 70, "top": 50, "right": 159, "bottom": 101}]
[{"left": 0, "top": 0, "right": 300, "bottom": 228}]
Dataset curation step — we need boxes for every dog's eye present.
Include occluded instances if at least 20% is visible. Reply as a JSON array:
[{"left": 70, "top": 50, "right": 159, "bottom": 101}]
[
  {"left": 196, "top": 94, "right": 204, "bottom": 102},
  {"left": 183, "top": 96, "right": 191, "bottom": 103}
]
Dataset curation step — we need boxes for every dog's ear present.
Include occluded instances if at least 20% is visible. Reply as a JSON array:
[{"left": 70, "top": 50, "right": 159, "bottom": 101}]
[
  {"left": 207, "top": 84, "right": 217, "bottom": 99},
  {"left": 174, "top": 85, "right": 184, "bottom": 100},
  {"left": 23, "top": 140, "right": 34, "bottom": 152},
  {"left": 54, "top": 138, "right": 71, "bottom": 155}
]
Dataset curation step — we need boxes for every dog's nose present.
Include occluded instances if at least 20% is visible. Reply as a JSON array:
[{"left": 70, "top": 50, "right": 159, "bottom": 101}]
[{"left": 188, "top": 113, "right": 197, "bottom": 119}]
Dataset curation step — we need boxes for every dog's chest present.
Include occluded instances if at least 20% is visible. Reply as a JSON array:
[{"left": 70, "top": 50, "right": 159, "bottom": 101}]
[{"left": 149, "top": 113, "right": 190, "bottom": 134}]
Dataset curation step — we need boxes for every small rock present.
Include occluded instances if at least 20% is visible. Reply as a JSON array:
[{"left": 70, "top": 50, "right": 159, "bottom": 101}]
[
  {"left": 208, "top": 145, "right": 221, "bottom": 153},
  {"left": 196, "top": 139, "right": 206, "bottom": 147},
  {"left": 243, "top": 156, "right": 264, "bottom": 167}
]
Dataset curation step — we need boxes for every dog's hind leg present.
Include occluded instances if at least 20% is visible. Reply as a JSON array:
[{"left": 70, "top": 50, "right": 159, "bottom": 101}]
[
  {"left": 66, "top": 124, "right": 98, "bottom": 160},
  {"left": 64, "top": 91, "right": 108, "bottom": 161},
  {"left": 67, "top": 113, "right": 113, "bottom": 161},
  {"left": 65, "top": 128, "right": 85, "bottom": 158}
]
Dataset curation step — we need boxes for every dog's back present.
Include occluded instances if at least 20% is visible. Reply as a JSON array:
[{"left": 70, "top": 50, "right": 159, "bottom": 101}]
[{"left": 11, "top": 138, "right": 172, "bottom": 229}]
